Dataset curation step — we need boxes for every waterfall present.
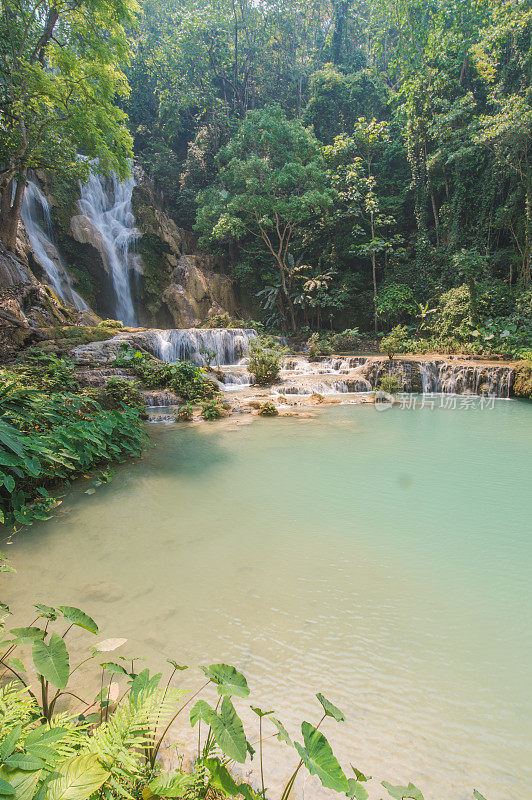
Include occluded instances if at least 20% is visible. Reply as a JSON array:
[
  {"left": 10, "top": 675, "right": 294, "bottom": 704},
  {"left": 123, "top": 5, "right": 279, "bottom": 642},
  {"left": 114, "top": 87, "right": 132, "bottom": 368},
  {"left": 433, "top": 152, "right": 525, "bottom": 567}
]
[
  {"left": 78, "top": 169, "right": 138, "bottom": 326},
  {"left": 20, "top": 181, "right": 88, "bottom": 311},
  {"left": 153, "top": 328, "right": 258, "bottom": 366}
]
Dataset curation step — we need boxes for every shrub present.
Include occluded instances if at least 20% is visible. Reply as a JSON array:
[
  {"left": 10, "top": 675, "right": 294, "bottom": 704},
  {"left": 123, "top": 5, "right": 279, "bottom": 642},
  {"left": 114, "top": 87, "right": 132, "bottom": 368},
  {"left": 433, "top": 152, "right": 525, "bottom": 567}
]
[
  {"left": 199, "top": 312, "right": 260, "bottom": 329},
  {"left": 258, "top": 400, "right": 279, "bottom": 416},
  {"left": 376, "top": 283, "right": 417, "bottom": 326},
  {"left": 14, "top": 351, "right": 79, "bottom": 392},
  {"left": 378, "top": 374, "right": 401, "bottom": 394},
  {"left": 0, "top": 371, "right": 147, "bottom": 528},
  {"left": 307, "top": 332, "right": 333, "bottom": 358},
  {"left": 96, "top": 377, "right": 145, "bottom": 413},
  {"left": 380, "top": 325, "right": 408, "bottom": 360},
  {"left": 331, "top": 328, "right": 360, "bottom": 351},
  {"left": 176, "top": 402, "right": 194, "bottom": 421},
  {"left": 248, "top": 336, "right": 288, "bottom": 385},
  {"left": 433, "top": 285, "right": 472, "bottom": 339},
  {"left": 200, "top": 398, "right": 225, "bottom": 420},
  {"left": 97, "top": 318, "right": 124, "bottom": 328},
  {"left": 113, "top": 346, "right": 219, "bottom": 401},
  {"left": 513, "top": 361, "right": 532, "bottom": 399}
]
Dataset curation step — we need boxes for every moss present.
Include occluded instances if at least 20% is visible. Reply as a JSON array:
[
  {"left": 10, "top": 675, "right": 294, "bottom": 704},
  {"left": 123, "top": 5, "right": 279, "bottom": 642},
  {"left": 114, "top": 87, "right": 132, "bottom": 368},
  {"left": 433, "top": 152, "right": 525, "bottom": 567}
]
[
  {"left": 513, "top": 361, "right": 532, "bottom": 399},
  {"left": 137, "top": 233, "right": 172, "bottom": 315}
]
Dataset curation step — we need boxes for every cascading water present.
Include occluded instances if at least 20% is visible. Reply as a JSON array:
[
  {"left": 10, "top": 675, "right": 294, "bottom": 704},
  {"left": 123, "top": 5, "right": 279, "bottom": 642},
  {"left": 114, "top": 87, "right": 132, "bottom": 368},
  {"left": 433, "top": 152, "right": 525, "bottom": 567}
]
[
  {"left": 153, "top": 328, "right": 258, "bottom": 366},
  {"left": 78, "top": 169, "right": 138, "bottom": 326},
  {"left": 20, "top": 181, "right": 88, "bottom": 311}
]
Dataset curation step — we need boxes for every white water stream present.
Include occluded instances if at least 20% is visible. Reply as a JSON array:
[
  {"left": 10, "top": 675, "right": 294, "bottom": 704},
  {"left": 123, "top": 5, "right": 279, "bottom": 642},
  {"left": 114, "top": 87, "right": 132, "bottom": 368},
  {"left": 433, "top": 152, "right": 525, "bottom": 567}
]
[
  {"left": 20, "top": 181, "right": 88, "bottom": 311},
  {"left": 77, "top": 170, "right": 138, "bottom": 325}
]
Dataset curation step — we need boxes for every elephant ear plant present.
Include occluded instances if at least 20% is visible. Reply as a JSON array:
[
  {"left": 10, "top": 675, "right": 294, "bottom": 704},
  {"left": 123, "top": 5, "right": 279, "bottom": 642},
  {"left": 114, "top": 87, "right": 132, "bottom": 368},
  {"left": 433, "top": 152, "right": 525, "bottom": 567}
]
[{"left": 0, "top": 603, "right": 490, "bottom": 800}]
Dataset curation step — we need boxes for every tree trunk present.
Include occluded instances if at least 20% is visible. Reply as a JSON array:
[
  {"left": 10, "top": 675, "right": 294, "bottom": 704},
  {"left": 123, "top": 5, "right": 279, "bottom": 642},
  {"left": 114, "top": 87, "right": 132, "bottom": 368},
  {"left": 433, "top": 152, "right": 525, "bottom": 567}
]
[{"left": 0, "top": 176, "right": 25, "bottom": 252}]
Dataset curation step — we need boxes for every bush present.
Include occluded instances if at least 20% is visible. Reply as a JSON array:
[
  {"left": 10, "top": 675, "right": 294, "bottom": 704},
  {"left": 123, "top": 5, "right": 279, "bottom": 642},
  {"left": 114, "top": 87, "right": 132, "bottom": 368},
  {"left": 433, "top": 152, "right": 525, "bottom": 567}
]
[
  {"left": 307, "top": 332, "right": 333, "bottom": 358},
  {"left": 199, "top": 312, "right": 260, "bottom": 329},
  {"left": 380, "top": 325, "right": 409, "bottom": 360},
  {"left": 176, "top": 402, "right": 194, "bottom": 421},
  {"left": 513, "top": 361, "right": 532, "bottom": 399},
  {"left": 330, "top": 328, "right": 360, "bottom": 351},
  {"left": 200, "top": 398, "right": 225, "bottom": 420},
  {"left": 14, "top": 351, "right": 79, "bottom": 392},
  {"left": 258, "top": 400, "right": 279, "bottom": 416},
  {"left": 0, "top": 371, "right": 147, "bottom": 528},
  {"left": 378, "top": 374, "right": 401, "bottom": 394},
  {"left": 95, "top": 377, "right": 145, "bottom": 413},
  {"left": 433, "top": 285, "right": 472, "bottom": 339},
  {"left": 114, "top": 346, "right": 219, "bottom": 401},
  {"left": 98, "top": 318, "right": 124, "bottom": 328},
  {"left": 376, "top": 283, "right": 417, "bottom": 326},
  {"left": 248, "top": 336, "right": 288, "bottom": 385}
]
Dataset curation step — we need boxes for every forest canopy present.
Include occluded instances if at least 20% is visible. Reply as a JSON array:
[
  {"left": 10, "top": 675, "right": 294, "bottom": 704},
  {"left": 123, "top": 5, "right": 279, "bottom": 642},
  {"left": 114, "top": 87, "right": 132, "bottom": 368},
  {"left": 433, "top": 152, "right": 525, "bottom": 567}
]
[{"left": 1, "top": 0, "right": 531, "bottom": 343}]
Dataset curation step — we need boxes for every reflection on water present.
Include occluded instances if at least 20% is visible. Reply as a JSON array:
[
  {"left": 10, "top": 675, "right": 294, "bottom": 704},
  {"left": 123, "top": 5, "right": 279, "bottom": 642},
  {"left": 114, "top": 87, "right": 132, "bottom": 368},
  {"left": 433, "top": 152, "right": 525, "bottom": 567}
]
[{"left": 3, "top": 402, "right": 532, "bottom": 800}]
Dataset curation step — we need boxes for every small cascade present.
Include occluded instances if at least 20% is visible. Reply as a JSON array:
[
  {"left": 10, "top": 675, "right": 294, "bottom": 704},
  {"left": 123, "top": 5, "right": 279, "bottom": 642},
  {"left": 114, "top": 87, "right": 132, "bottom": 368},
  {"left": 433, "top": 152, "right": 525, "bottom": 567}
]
[
  {"left": 78, "top": 169, "right": 138, "bottom": 326},
  {"left": 219, "top": 370, "right": 252, "bottom": 389},
  {"left": 21, "top": 181, "right": 88, "bottom": 310},
  {"left": 153, "top": 328, "right": 258, "bottom": 366}
]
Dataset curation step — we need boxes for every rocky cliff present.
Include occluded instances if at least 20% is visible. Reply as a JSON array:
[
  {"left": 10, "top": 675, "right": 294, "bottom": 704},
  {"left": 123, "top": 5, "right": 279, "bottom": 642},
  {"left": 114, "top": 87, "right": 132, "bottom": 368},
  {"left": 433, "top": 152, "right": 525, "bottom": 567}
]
[{"left": 0, "top": 165, "right": 241, "bottom": 332}]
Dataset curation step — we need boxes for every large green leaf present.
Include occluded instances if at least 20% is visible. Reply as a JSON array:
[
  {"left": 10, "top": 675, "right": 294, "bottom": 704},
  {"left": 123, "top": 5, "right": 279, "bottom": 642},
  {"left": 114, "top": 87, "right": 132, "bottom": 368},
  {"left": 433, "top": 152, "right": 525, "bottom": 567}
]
[
  {"left": 190, "top": 700, "right": 215, "bottom": 727},
  {"left": 347, "top": 779, "right": 369, "bottom": 800},
  {"left": 148, "top": 771, "right": 196, "bottom": 798},
  {"left": 200, "top": 664, "right": 249, "bottom": 698},
  {"left": 9, "top": 628, "right": 45, "bottom": 643},
  {"left": 269, "top": 717, "right": 292, "bottom": 746},
  {"left": 1, "top": 726, "right": 22, "bottom": 761},
  {"left": 209, "top": 697, "right": 248, "bottom": 764},
  {"left": 0, "top": 778, "right": 15, "bottom": 796},
  {"left": 25, "top": 729, "right": 67, "bottom": 748},
  {"left": 32, "top": 633, "right": 69, "bottom": 690},
  {"left": 203, "top": 758, "right": 259, "bottom": 800},
  {"left": 57, "top": 608, "right": 98, "bottom": 635},
  {"left": 316, "top": 693, "right": 345, "bottom": 722},
  {"left": 382, "top": 781, "right": 425, "bottom": 800},
  {"left": 45, "top": 755, "right": 109, "bottom": 800},
  {"left": 0, "top": 768, "right": 41, "bottom": 800},
  {"left": 2, "top": 755, "right": 45, "bottom": 772},
  {"left": 294, "top": 722, "right": 348, "bottom": 793}
]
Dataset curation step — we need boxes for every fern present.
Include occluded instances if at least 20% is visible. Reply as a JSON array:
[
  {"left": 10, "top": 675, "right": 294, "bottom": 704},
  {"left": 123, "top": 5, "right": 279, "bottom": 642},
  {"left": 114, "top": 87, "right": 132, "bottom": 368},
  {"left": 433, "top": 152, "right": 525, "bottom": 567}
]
[
  {"left": 0, "top": 683, "right": 35, "bottom": 737},
  {"left": 88, "top": 689, "right": 186, "bottom": 780}
]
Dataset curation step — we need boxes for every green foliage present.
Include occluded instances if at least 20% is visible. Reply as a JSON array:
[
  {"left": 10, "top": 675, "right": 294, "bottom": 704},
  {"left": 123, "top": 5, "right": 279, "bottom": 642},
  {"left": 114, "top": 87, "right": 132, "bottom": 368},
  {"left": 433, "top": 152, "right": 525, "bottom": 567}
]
[
  {"left": 97, "top": 320, "right": 124, "bottom": 329},
  {"left": 199, "top": 313, "right": 258, "bottom": 330},
  {"left": 376, "top": 284, "right": 417, "bottom": 327},
  {"left": 330, "top": 329, "right": 361, "bottom": 352},
  {"left": 200, "top": 399, "right": 225, "bottom": 421},
  {"left": 248, "top": 337, "right": 288, "bottom": 386},
  {"left": 0, "top": 369, "right": 147, "bottom": 528},
  {"left": 377, "top": 375, "right": 402, "bottom": 395},
  {"left": 92, "top": 379, "right": 145, "bottom": 414},
  {"left": 513, "top": 362, "right": 532, "bottom": 399},
  {"left": 13, "top": 354, "right": 79, "bottom": 393},
  {"left": 113, "top": 347, "right": 219, "bottom": 402},
  {"left": 307, "top": 333, "right": 333, "bottom": 358},
  {"left": 0, "top": 0, "right": 136, "bottom": 247},
  {"left": 380, "top": 326, "right": 409, "bottom": 360},
  {"left": 0, "top": 601, "right": 491, "bottom": 800},
  {"left": 258, "top": 402, "right": 279, "bottom": 417},
  {"left": 196, "top": 105, "right": 334, "bottom": 331},
  {"left": 175, "top": 403, "right": 194, "bottom": 422}
]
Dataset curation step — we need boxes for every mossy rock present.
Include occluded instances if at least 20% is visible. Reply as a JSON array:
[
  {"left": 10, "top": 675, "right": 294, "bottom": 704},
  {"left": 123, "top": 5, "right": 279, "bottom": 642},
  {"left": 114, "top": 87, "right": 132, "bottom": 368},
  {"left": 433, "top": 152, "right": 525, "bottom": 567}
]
[{"left": 513, "top": 361, "right": 532, "bottom": 398}]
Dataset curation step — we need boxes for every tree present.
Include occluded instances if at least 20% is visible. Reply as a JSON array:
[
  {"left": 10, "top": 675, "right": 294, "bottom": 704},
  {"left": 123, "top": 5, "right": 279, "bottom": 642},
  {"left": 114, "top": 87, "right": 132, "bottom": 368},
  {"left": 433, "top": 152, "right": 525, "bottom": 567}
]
[
  {"left": 473, "top": 0, "right": 532, "bottom": 286},
  {"left": 196, "top": 105, "right": 335, "bottom": 331},
  {"left": 0, "top": 0, "right": 137, "bottom": 250},
  {"left": 325, "top": 117, "right": 400, "bottom": 333}
]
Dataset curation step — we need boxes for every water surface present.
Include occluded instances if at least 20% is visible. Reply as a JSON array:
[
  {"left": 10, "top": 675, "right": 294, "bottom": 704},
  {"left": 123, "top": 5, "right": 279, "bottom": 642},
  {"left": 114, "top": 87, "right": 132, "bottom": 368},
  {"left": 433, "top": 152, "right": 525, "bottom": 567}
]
[{"left": 3, "top": 400, "right": 532, "bottom": 800}]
